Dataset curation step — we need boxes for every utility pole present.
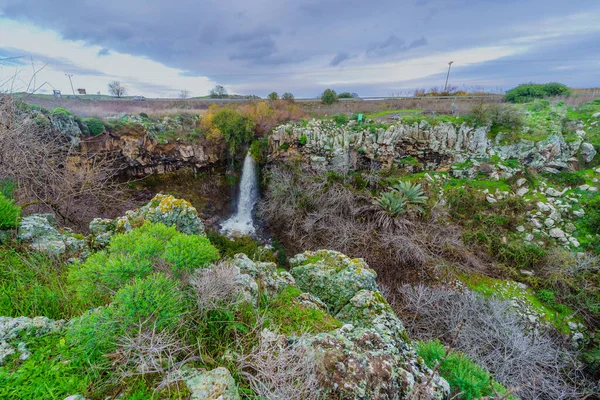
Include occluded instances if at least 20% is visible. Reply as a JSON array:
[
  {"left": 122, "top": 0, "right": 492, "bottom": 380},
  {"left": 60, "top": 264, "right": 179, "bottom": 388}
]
[
  {"left": 65, "top": 73, "right": 76, "bottom": 96},
  {"left": 444, "top": 61, "right": 454, "bottom": 93}
]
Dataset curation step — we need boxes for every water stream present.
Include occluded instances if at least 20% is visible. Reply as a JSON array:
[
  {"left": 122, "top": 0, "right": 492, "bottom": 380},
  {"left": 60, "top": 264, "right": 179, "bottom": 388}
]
[{"left": 220, "top": 151, "right": 259, "bottom": 236}]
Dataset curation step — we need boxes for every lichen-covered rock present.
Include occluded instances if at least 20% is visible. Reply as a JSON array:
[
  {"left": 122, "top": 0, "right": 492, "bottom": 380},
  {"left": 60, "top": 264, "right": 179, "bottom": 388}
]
[
  {"left": 18, "top": 214, "right": 85, "bottom": 256},
  {"left": 336, "top": 290, "right": 405, "bottom": 337},
  {"left": 300, "top": 324, "right": 449, "bottom": 400},
  {"left": 290, "top": 250, "right": 377, "bottom": 314},
  {"left": 89, "top": 194, "right": 206, "bottom": 245},
  {"left": 0, "top": 316, "right": 65, "bottom": 365},
  {"left": 180, "top": 366, "right": 240, "bottom": 400},
  {"left": 231, "top": 253, "right": 295, "bottom": 295},
  {"left": 581, "top": 142, "right": 597, "bottom": 163}
]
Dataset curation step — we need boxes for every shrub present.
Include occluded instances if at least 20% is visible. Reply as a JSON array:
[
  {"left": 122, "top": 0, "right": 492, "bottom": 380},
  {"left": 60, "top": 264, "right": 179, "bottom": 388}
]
[
  {"left": 84, "top": 117, "right": 105, "bottom": 136},
  {"left": 399, "top": 284, "right": 586, "bottom": 399},
  {"left": 298, "top": 135, "right": 308, "bottom": 146},
  {"left": 206, "top": 230, "right": 277, "bottom": 262},
  {"left": 112, "top": 273, "right": 187, "bottom": 331},
  {"left": 212, "top": 108, "right": 255, "bottom": 155},
  {"left": 0, "top": 177, "right": 17, "bottom": 199},
  {"left": 237, "top": 332, "right": 321, "bottom": 400},
  {"left": 543, "top": 171, "right": 586, "bottom": 187},
  {"left": 332, "top": 113, "right": 348, "bottom": 126},
  {"left": 374, "top": 191, "right": 405, "bottom": 217},
  {"left": 268, "top": 92, "right": 279, "bottom": 101},
  {"left": 68, "top": 223, "right": 219, "bottom": 307},
  {"left": 162, "top": 234, "right": 219, "bottom": 275},
  {"left": 337, "top": 92, "right": 353, "bottom": 99},
  {"left": 505, "top": 83, "right": 570, "bottom": 103},
  {"left": 391, "top": 181, "right": 428, "bottom": 213},
  {"left": 51, "top": 107, "right": 72, "bottom": 117},
  {"left": 249, "top": 138, "right": 269, "bottom": 164},
  {"left": 0, "top": 192, "right": 20, "bottom": 229},
  {"left": 416, "top": 340, "right": 511, "bottom": 400},
  {"left": 321, "top": 89, "right": 338, "bottom": 105}
]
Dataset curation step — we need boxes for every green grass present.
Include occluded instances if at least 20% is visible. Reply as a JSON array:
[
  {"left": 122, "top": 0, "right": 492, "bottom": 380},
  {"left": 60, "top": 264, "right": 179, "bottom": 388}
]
[
  {"left": 461, "top": 273, "right": 577, "bottom": 333},
  {"left": 264, "top": 286, "right": 342, "bottom": 335},
  {"left": 416, "top": 340, "right": 515, "bottom": 400},
  {"left": 364, "top": 109, "right": 423, "bottom": 119},
  {"left": 0, "top": 248, "right": 82, "bottom": 319}
]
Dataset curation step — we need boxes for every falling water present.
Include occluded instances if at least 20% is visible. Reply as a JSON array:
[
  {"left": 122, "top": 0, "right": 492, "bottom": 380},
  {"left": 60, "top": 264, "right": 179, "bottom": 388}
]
[{"left": 221, "top": 151, "right": 259, "bottom": 236}]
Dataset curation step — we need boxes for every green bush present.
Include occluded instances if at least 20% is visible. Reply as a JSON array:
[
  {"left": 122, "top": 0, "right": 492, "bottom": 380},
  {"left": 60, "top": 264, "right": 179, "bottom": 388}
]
[
  {"left": 321, "top": 88, "right": 338, "bottom": 105},
  {"left": 505, "top": 83, "right": 570, "bottom": 103},
  {"left": 206, "top": 230, "right": 277, "bottom": 262},
  {"left": 298, "top": 135, "right": 308, "bottom": 146},
  {"left": 84, "top": 117, "right": 105, "bottom": 136},
  {"left": 543, "top": 171, "right": 586, "bottom": 187},
  {"left": 416, "top": 340, "right": 512, "bottom": 400},
  {"left": 332, "top": 113, "right": 348, "bottom": 126},
  {"left": 249, "top": 137, "right": 269, "bottom": 164},
  {"left": 68, "top": 223, "right": 219, "bottom": 307},
  {"left": 267, "top": 92, "right": 279, "bottom": 101},
  {"left": 212, "top": 108, "right": 255, "bottom": 155},
  {"left": 338, "top": 92, "right": 353, "bottom": 99},
  {"left": 282, "top": 92, "right": 294, "bottom": 101},
  {"left": 111, "top": 273, "right": 187, "bottom": 331},
  {"left": 162, "top": 234, "right": 219, "bottom": 275},
  {"left": 51, "top": 107, "right": 72, "bottom": 117},
  {"left": 0, "top": 193, "right": 20, "bottom": 229}
]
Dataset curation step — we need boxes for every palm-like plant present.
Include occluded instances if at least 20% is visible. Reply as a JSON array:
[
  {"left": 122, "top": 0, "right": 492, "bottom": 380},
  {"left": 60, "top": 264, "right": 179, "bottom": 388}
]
[
  {"left": 374, "top": 192, "right": 405, "bottom": 217},
  {"left": 391, "top": 181, "right": 428, "bottom": 213}
]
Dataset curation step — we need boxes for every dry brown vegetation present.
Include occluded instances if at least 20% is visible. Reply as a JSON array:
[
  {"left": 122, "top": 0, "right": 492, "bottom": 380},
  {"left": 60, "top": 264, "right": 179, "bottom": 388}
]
[
  {"left": 0, "top": 95, "right": 129, "bottom": 230},
  {"left": 257, "top": 162, "right": 480, "bottom": 284}
]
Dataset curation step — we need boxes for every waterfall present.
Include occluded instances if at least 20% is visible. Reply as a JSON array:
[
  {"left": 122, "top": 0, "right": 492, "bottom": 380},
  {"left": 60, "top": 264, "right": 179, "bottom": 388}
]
[{"left": 221, "top": 151, "right": 259, "bottom": 236}]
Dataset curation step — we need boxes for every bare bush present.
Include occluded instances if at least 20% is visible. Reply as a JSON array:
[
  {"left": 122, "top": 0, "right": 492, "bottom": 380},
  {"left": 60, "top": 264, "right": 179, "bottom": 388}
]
[
  {"left": 237, "top": 332, "right": 321, "bottom": 400},
  {"left": 0, "top": 95, "right": 127, "bottom": 230},
  {"left": 113, "top": 321, "right": 193, "bottom": 381},
  {"left": 190, "top": 262, "right": 244, "bottom": 313},
  {"left": 396, "top": 284, "right": 588, "bottom": 400}
]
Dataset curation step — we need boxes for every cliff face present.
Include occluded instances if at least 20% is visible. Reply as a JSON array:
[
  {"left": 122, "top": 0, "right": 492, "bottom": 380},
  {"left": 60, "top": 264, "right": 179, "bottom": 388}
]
[
  {"left": 80, "top": 124, "right": 222, "bottom": 176},
  {"left": 269, "top": 119, "right": 596, "bottom": 171}
]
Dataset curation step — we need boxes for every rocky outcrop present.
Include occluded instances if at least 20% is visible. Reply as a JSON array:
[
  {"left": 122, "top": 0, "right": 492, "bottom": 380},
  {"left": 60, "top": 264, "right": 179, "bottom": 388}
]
[
  {"left": 291, "top": 250, "right": 449, "bottom": 399},
  {"left": 0, "top": 316, "right": 64, "bottom": 365},
  {"left": 80, "top": 118, "right": 221, "bottom": 177},
  {"left": 89, "top": 194, "right": 206, "bottom": 246},
  {"left": 270, "top": 119, "right": 595, "bottom": 170},
  {"left": 18, "top": 214, "right": 86, "bottom": 256}
]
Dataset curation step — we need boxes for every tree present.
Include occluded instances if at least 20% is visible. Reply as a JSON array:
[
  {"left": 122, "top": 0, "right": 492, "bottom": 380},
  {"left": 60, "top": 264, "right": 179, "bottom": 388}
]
[
  {"left": 321, "top": 89, "right": 338, "bottom": 105},
  {"left": 108, "top": 81, "right": 127, "bottom": 98},
  {"left": 179, "top": 89, "right": 191, "bottom": 99},
  {"left": 210, "top": 85, "right": 228, "bottom": 99},
  {"left": 282, "top": 92, "right": 295, "bottom": 101},
  {"left": 338, "top": 92, "right": 353, "bottom": 99},
  {"left": 268, "top": 92, "right": 279, "bottom": 101}
]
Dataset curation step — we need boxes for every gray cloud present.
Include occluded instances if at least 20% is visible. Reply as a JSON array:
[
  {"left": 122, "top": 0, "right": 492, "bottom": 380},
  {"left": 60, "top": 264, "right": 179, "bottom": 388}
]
[
  {"left": 0, "top": 47, "right": 106, "bottom": 76},
  {"left": 97, "top": 48, "right": 110, "bottom": 56},
  {"left": 0, "top": 0, "right": 598, "bottom": 96},
  {"left": 329, "top": 52, "right": 352, "bottom": 66}
]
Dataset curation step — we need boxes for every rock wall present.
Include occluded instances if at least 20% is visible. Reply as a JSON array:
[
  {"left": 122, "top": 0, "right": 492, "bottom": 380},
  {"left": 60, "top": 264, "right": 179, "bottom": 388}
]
[{"left": 269, "top": 119, "right": 596, "bottom": 170}]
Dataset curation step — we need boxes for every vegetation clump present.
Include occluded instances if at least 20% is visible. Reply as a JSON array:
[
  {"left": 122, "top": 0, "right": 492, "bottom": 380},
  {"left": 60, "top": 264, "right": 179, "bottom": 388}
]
[
  {"left": 505, "top": 82, "right": 570, "bottom": 103},
  {"left": 0, "top": 193, "right": 20, "bottom": 229},
  {"left": 321, "top": 88, "right": 338, "bottom": 105}
]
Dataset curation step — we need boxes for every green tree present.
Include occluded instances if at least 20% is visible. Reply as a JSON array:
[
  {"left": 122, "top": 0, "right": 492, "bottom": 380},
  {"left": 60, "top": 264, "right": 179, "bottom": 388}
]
[
  {"left": 268, "top": 92, "right": 279, "bottom": 101},
  {"left": 338, "top": 92, "right": 353, "bottom": 99},
  {"left": 212, "top": 108, "right": 255, "bottom": 155},
  {"left": 321, "top": 89, "right": 338, "bottom": 105},
  {"left": 282, "top": 92, "right": 295, "bottom": 101}
]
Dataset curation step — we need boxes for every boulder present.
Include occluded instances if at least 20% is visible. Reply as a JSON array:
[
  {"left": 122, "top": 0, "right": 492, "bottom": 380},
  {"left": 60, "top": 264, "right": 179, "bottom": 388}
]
[
  {"left": 90, "top": 194, "right": 206, "bottom": 245},
  {"left": 581, "top": 142, "right": 597, "bottom": 163},
  {"left": 549, "top": 228, "right": 566, "bottom": 239},
  {"left": 181, "top": 366, "right": 240, "bottom": 400},
  {"left": 18, "top": 214, "right": 85, "bottom": 256},
  {"left": 230, "top": 253, "right": 294, "bottom": 296},
  {"left": 290, "top": 250, "right": 378, "bottom": 314}
]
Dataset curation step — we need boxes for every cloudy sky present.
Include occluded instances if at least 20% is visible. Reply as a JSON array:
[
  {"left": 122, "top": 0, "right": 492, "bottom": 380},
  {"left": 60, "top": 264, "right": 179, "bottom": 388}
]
[{"left": 1, "top": 0, "right": 599, "bottom": 98}]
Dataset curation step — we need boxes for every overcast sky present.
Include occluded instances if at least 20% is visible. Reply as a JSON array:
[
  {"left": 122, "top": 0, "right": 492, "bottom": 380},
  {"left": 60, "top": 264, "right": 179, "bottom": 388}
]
[{"left": 1, "top": 0, "right": 599, "bottom": 98}]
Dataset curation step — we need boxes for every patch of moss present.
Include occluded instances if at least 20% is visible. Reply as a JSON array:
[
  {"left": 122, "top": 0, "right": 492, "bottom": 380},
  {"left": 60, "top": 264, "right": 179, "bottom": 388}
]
[{"left": 265, "top": 286, "right": 342, "bottom": 335}]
